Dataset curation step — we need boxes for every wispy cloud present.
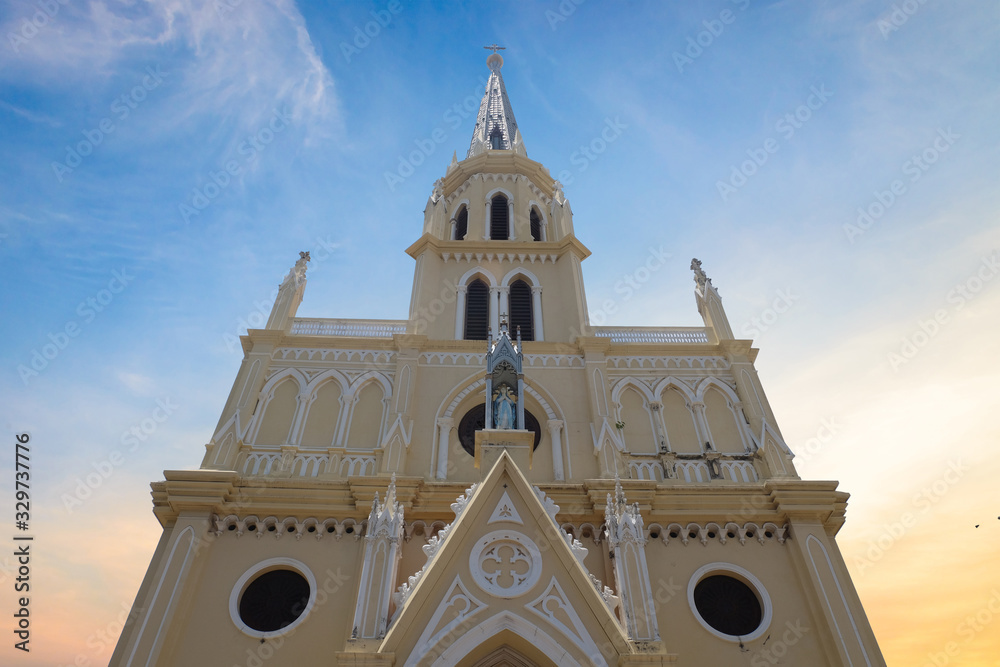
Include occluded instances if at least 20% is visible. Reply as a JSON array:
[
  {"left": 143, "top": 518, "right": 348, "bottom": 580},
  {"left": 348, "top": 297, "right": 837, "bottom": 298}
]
[{"left": 1, "top": 0, "right": 337, "bottom": 139}]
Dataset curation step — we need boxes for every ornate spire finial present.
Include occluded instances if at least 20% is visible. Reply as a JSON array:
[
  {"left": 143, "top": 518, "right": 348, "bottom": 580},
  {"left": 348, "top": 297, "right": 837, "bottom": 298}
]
[
  {"left": 484, "top": 44, "right": 505, "bottom": 71},
  {"left": 468, "top": 46, "right": 524, "bottom": 157},
  {"left": 282, "top": 250, "right": 311, "bottom": 288},
  {"left": 690, "top": 257, "right": 710, "bottom": 289}
]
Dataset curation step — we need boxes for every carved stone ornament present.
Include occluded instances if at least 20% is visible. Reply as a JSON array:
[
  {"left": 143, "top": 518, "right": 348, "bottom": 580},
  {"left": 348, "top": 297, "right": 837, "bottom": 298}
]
[{"left": 469, "top": 530, "right": 541, "bottom": 598}]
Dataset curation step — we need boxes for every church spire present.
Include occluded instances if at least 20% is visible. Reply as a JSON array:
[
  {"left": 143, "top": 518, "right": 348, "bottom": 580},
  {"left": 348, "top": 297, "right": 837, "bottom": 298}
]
[{"left": 467, "top": 45, "right": 527, "bottom": 158}]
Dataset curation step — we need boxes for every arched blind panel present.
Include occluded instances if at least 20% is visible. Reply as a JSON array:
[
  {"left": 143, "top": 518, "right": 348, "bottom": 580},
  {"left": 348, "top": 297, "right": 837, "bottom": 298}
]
[
  {"left": 530, "top": 209, "right": 542, "bottom": 241},
  {"left": 464, "top": 279, "right": 489, "bottom": 340},
  {"left": 509, "top": 280, "right": 534, "bottom": 342},
  {"left": 454, "top": 207, "right": 468, "bottom": 240},
  {"left": 490, "top": 195, "right": 509, "bottom": 240}
]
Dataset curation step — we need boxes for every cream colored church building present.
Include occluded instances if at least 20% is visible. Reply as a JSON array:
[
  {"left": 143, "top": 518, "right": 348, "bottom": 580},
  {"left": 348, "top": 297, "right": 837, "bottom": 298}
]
[{"left": 112, "top": 53, "right": 886, "bottom": 666}]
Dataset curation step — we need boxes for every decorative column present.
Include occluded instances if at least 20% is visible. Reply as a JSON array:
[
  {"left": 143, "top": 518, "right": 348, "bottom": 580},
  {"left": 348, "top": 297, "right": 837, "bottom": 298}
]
[
  {"left": 484, "top": 373, "right": 493, "bottom": 429},
  {"left": 498, "top": 287, "right": 510, "bottom": 327},
  {"left": 484, "top": 200, "right": 491, "bottom": 240},
  {"left": 516, "top": 376, "right": 525, "bottom": 430},
  {"left": 489, "top": 287, "right": 500, "bottom": 335},
  {"left": 530, "top": 286, "right": 544, "bottom": 341},
  {"left": 648, "top": 401, "right": 666, "bottom": 452},
  {"left": 689, "top": 401, "right": 712, "bottom": 451},
  {"left": 606, "top": 479, "right": 660, "bottom": 642},
  {"left": 507, "top": 199, "right": 515, "bottom": 240},
  {"left": 286, "top": 391, "right": 312, "bottom": 446},
  {"left": 454, "top": 285, "right": 467, "bottom": 339},
  {"left": 731, "top": 400, "right": 753, "bottom": 452},
  {"left": 547, "top": 420, "right": 565, "bottom": 481},
  {"left": 352, "top": 476, "right": 404, "bottom": 639},
  {"left": 449, "top": 218, "right": 457, "bottom": 240},
  {"left": 435, "top": 418, "right": 453, "bottom": 479}
]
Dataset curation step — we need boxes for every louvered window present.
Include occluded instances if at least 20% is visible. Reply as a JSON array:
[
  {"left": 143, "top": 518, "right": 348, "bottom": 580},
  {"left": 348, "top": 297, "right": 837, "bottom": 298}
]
[
  {"left": 490, "top": 195, "right": 509, "bottom": 240},
  {"left": 464, "top": 279, "right": 489, "bottom": 340},
  {"left": 530, "top": 208, "right": 542, "bottom": 241},
  {"left": 509, "top": 280, "right": 534, "bottom": 341},
  {"left": 454, "top": 207, "right": 468, "bottom": 240}
]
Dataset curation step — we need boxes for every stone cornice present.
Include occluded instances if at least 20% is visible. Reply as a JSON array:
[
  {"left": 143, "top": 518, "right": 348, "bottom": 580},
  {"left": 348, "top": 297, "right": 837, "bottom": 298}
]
[
  {"left": 441, "top": 152, "right": 556, "bottom": 198},
  {"left": 404, "top": 232, "right": 591, "bottom": 262},
  {"left": 152, "top": 471, "right": 848, "bottom": 534}
]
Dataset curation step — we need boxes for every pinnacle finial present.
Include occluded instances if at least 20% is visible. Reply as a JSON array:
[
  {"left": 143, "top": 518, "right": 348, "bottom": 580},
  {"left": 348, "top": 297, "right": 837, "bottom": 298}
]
[
  {"left": 691, "top": 258, "right": 710, "bottom": 289},
  {"left": 468, "top": 45, "right": 525, "bottom": 158},
  {"left": 484, "top": 44, "right": 505, "bottom": 71}
]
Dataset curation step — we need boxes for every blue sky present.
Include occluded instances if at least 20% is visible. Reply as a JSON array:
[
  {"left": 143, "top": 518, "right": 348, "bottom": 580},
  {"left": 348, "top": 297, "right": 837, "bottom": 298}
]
[{"left": 1, "top": 1, "right": 999, "bottom": 664}]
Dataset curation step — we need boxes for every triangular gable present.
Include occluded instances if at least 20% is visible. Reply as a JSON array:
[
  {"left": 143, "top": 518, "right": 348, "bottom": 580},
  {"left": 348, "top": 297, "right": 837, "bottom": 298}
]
[
  {"left": 759, "top": 420, "right": 797, "bottom": 478},
  {"left": 380, "top": 453, "right": 632, "bottom": 666}
]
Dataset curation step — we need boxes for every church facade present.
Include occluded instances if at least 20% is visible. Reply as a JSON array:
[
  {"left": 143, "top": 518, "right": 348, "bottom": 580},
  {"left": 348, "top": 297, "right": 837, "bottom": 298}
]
[{"left": 111, "top": 52, "right": 886, "bottom": 666}]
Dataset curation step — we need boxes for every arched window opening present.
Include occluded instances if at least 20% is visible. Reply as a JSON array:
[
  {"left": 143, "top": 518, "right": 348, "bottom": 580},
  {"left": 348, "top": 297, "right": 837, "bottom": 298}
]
[
  {"left": 489, "top": 126, "right": 504, "bottom": 150},
  {"left": 490, "top": 195, "right": 509, "bottom": 240},
  {"left": 509, "top": 279, "right": 534, "bottom": 341},
  {"left": 530, "top": 208, "right": 542, "bottom": 241},
  {"left": 458, "top": 404, "right": 541, "bottom": 456},
  {"left": 464, "top": 279, "right": 490, "bottom": 340},
  {"left": 454, "top": 207, "right": 468, "bottom": 240}
]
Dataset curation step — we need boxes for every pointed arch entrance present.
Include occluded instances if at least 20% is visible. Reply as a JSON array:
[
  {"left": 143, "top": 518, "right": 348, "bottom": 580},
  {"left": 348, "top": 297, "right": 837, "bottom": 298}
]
[{"left": 429, "top": 613, "right": 587, "bottom": 667}]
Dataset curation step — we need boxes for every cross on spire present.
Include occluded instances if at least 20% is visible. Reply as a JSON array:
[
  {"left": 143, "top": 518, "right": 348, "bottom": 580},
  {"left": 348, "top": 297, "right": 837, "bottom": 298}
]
[{"left": 484, "top": 44, "right": 505, "bottom": 53}]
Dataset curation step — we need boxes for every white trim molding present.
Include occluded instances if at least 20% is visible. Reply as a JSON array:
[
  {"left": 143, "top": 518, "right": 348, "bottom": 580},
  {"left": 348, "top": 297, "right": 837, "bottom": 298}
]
[
  {"left": 687, "top": 562, "right": 772, "bottom": 643},
  {"left": 229, "top": 557, "right": 318, "bottom": 639}
]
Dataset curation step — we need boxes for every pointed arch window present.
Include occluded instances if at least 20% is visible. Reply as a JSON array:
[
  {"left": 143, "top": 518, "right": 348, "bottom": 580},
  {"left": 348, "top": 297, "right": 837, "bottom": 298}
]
[
  {"left": 489, "top": 126, "right": 504, "bottom": 150},
  {"left": 464, "top": 279, "right": 489, "bottom": 340},
  {"left": 490, "top": 194, "right": 509, "bottom": 240},
  {"left": 509, "top": 280, "right": 534, "bottom": 341},
  {"left": 454, "top": 206, "right": 468, "bottom": 240},
  {"left": 529, "top": 208, "right": 542, "bottom": 241}
]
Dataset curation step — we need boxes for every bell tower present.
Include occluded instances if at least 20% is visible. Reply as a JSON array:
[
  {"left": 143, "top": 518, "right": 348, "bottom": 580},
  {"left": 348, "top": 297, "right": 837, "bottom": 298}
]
[{"left": 406, "top": 49, "right": 591, "bottom": 343}]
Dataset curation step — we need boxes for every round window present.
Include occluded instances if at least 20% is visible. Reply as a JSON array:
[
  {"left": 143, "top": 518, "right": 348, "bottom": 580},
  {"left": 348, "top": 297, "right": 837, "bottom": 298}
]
[
  {"left": 457, "top": 404, "right": 541, "bottom": 456},
  {"left": 237, "top": 569, "right": 311, "bottom": 633},
  {"left": 687, "top": 564, "right": 771, "bottom": 641},
  {"left": 693, "top": 575, "right": 762, "bottom": 637}
]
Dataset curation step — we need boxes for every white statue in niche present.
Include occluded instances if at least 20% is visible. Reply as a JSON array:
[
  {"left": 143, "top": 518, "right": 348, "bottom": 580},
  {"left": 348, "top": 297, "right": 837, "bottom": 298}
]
[{"left": 493, "top": 385, "right": 516, "bottom": 429}]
